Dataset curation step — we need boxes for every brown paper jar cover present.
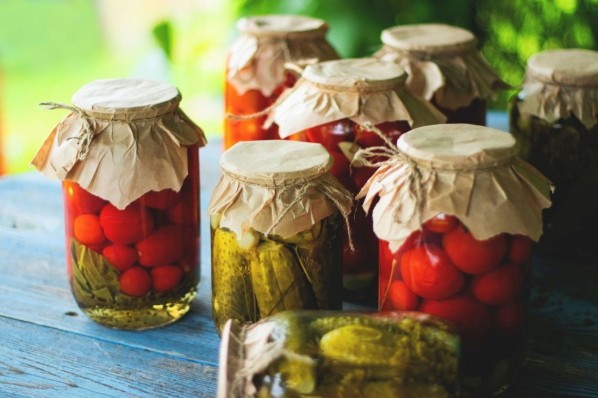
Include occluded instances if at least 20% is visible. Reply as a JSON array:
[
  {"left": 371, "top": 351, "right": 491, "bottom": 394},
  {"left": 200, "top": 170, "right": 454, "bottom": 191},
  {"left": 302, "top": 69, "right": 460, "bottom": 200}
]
[
  {"left": 357, "top": 124, "right": 553, "bottom": 252},
  {"left": 516, "top": 49, "right": 598, "bottom": 129},
  {"left": 31, "top": 78, "right": 207, "bottom": 209},
  {"left": 375, "top": 24, "right": 509, "bottom": 110},
  {"left": 266, "top": 57, "right": 446, "bottom": 138},
  {"left": 208, "top": 140, "right": 353, "bottom": 239},
  {"left": 227, "top": 15, "right": 339, "bottom": 97}
]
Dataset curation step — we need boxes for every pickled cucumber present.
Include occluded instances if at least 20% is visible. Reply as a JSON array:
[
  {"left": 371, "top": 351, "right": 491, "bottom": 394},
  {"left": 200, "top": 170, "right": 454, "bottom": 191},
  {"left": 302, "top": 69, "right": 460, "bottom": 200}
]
[{"left": 212, "top": 228, "right": 256, "bottom": 333}]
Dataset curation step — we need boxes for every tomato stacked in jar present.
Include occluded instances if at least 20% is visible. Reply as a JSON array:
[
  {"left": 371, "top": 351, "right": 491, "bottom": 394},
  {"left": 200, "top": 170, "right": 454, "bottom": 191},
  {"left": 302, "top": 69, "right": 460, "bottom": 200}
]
[
  {"left": 266, "top": 58, "right": 445, "bottom": 302},
  {"left": 358, "top": 124, "right": 553, "bottom": 395},
  {"left": 224, "top": 15, "right": 338, "bottom": 150}
]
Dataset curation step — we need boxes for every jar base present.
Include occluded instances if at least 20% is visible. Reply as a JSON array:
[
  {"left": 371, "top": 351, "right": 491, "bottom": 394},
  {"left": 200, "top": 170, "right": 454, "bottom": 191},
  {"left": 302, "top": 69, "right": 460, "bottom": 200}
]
[{"left": 78, "top": 289, "right": 197, "bottom": 330}]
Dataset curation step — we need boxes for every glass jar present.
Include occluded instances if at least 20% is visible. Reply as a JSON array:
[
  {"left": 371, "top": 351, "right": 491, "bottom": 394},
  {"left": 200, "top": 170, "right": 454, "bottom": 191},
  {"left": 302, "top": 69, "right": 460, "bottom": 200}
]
[
  {"left": 375, "top": 23, "right": 509, "bottom": 125},
  {"left": 224, "top": 15, "right": 338, "bottom": 150},
  {"left": 208, "top": 140, "right": 353, "bottom": 334},
  {"left": 358, "top": 124, "right": 552, "bottom": 395},
  {"left": 217, "top": 310, "right": 460, "bottom": 398},
  {"left": 265, "top": 58, "right": 445, "bottom": 303},
  {"left": 32, "top": 78, "right": 206, "bottom": 329},
  {"left": 510, "top": 49, "right": 598, "bottom": 261}
]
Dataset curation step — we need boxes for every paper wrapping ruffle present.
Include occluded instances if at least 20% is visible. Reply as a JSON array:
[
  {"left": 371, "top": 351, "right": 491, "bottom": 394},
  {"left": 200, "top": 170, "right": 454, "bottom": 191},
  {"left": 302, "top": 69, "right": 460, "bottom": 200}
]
[
  {"left": 31, "top": 78, "right": 207, "bottom": 210},
  {"left": 357, "top": 124, "right": 553, "bottom": 253},
  {"left": 376, "top": 46, "right": 509, "bottom": 110},
  {"left": 516, "top": 49, "right": 598, "bottom": 129},
  {"left": 208, "top": 140, "right": 353, "bottom": 239},
  {"left": 227, "top": 16, "right": 338, "bottom": 97},
  {"left": 266, "top": 58, "right": 446, "bottom": 139}
]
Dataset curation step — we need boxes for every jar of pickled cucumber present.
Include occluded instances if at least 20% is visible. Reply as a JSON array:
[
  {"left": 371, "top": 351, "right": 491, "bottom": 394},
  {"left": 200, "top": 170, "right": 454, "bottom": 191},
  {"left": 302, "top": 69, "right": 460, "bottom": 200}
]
[
  {"left": 208, "top": 140, "right": 353, "bottom": 334},
  {"left": 263, "top": 57, "right": 445, "bottom": 303},
  {"left": 357, "top": 124, "right": 553, "bottom": 395},
  {"left": 510, "top": 49, "right": 598, "bottom": 261},
  {"left": 375, "top": 24, "right": 509, "bottom": 125},
  {"left": 217, "top": 310, "right": 460, "bottom": 398},
  {"left": 224, "top": 15, "right": 338, "bottom": 150},
  {"left": 32, "top": 78, "right": 207, "bottom": 329}
]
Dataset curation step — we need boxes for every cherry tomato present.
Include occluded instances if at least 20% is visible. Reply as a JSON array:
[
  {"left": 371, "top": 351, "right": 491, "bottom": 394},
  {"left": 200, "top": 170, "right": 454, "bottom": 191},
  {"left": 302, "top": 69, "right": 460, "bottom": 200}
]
[
  {"left": 379, "top": 240, "right": 396, "bottom": 279},
  {"left": 119, "top": 266, "right": 151, "bottom": 297},
  {"left": 305, "top": 120, "right": 354, "bottom": 152},
  {"left": 471, "top": 263, "right": 524, "bottom": 305},
  {"left": 388, "top": 280, "right": 419, "bottom": 310},
  {"left": 421, "top": 295, "right": 492, "bottom": 340},
  {"left": 136, "top": 225, "right": 185, "bottom": 267},
  {"left": 508, "top": 235, "right": 533, "bottom": 265},
  {"left": 495, "top": 300, "right": 526, "bottom": 335},
  {"left": 442, "top": 226, "right": 506, "bottom": 275},
  {"left": 100, "top": 203, "right": 154, "bottom": 244},
  {"left": 151, "top": 265, "right": 183, "bottom": 293},
  {"left": 354, "top": 121, "right": 410, "bottom": 148},
  {"left": 423, "top": 213, "right": 460, "bottom": 234},
  {"left": 140, "top": 189, "right": 179, "bottom": 210},
  {"left": 400, "top": 245, "right": 464, "bottom": 299},
  {"left": 64, "top": 182, "right": 107, "bottom": 214},
  {"left": 73, "top": 214, "right": 105, "bottom": 246},
  {"left": 102, "top": 244, "right": 138, "bottom": 272}
]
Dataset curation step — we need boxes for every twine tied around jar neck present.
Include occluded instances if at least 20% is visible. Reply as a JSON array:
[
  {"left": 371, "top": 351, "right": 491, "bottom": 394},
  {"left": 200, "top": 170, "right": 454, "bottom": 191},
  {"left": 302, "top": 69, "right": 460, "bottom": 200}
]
[{"left": 40, "top": 102, "right": 95, "bottom": 161}]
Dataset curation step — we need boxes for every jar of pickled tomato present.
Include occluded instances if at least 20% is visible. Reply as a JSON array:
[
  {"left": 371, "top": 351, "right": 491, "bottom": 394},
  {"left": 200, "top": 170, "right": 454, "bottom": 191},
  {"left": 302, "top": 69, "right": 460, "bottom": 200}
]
[
  {"left": 218, "top": 311, "right": 460, "bottom": 398},
  {"left": 375, "top": 23, "right": 509, "bottom": 125},
  {"left": 32, "top": 78, "right": 207, "bottom": 329},
  {"left": 224, "top": 15, "right": 339, "bottom": 150},
  {"left": 208, "top": 140, "right": 353, "bottom": 334},
  {"left": 510, "top": 49, "right": 598, "bottom": 261},
  {"left": 357, "top": 124, "right": 553, "bottom": 395},
  {"left": 264, "top": 57, "right": 445, "bottom": 303}
]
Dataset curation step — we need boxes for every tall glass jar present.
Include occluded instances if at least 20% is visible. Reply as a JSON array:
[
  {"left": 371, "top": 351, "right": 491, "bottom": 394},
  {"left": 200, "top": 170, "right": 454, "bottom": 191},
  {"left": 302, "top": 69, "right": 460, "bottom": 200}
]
[
  {"left": 208, "top": 140, "right": 353, "bottom": 334},
  {"left": 510, "top": 49, "right": 598, "bottom": 261},
  {"left": 375, "top": 24, "right": 509, "bottom": 125},
  {"left": 357, "top": 124, "right": 553, "bottom": 395},
  {"left": 32, "top": 78, "right": 207, "bottom": 329},
  {"left": 217, "top": 311, "right": 460, "bottom": 398},
  {"left": 264, "top": 57, "right": 445, "bottom": 303},
  {"left": 224, "top": 15, "right": 338, "bottom": 150}
]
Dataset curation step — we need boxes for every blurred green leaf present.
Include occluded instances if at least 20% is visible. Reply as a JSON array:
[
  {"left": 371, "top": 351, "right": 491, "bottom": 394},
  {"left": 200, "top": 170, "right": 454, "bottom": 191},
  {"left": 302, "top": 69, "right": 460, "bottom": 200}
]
[{"left": 152, "top": 20, "right": 173, "bottom": 61}]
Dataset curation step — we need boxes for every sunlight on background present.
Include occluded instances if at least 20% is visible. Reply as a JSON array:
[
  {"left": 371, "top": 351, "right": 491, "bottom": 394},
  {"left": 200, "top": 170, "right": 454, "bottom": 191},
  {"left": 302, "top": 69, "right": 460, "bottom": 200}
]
[{"left": 0, "top": 0, "right": 596, "bottom": 174}]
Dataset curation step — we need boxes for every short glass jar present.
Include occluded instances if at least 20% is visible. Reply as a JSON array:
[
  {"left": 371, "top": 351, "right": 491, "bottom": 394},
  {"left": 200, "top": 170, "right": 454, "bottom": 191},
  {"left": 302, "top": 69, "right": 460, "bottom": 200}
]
[
  {"left": 208, "top": 140, "right": 353, "bottom": 334},
  {"left": 224, "top": 15, "right": 338, "bottom": 150},
  {"left": 358, "top": 124, "right": 552, "bottom": 395},
  {"left": 33, "top": 78, "right": 206, "bottom": 329},
  {"left": 218, "top": 311, "right": 460, "bottom": 398},
  {"left": 510, "top": 49, "right": 598, "bottom": 261},
  {"left": 265, "top": 58, "right": 445, "bottom": 303},
  {"left": 375, "top": 23, "right": 508, "bottom": 125}
]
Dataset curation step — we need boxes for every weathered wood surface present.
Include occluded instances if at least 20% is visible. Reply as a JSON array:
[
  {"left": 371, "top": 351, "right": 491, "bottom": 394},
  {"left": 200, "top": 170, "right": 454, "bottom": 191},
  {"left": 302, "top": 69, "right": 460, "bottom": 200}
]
[{"left": 1, "top": 120, "right": 597, "bottom": 397}]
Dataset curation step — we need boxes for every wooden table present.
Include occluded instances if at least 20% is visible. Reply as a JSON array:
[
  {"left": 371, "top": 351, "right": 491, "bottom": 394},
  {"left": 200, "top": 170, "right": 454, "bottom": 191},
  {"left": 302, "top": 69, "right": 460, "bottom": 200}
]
[{"left": 1, "top": 114, "right": 597, "bottom": 397}]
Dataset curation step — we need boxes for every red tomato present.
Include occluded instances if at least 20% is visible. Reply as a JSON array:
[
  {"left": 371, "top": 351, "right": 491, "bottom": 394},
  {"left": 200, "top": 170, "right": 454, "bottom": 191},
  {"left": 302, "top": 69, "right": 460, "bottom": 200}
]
[
  {"left": 355, "top": 121, "right": 410, "bottom": 148},
  {"left": 100, "top": 203, "right": 154, "bottom": 244},
  {"left": 103, "top": 244, "right": 138, "bottom": 272},
  {"left": 421, "top": 295, "right": 492, "bottom": 340},
  {"left": 495, "top": 300, "right": 526, "bottom": 335},
  {"left": 73, "top": 214, "right": 105, "bottom": 246},
  {"left": 119, "top": 266, "right": 151, "bottom": 297},
  {"left": 442, "top": 226, "right": 506, "bottom": 275},
  {"left": 151, "top": 265, "right": 184, "bottom": 293},
  {"left": 64, "top": 182, "right": 107, "bottom": 215},
  {"left": 508, "top": 235, "right": 533, "bottom": 265},
  {"left": 379, "top": 240, "right": 396, "bottom": 279},
  {"left": 389, "top": 280, "right": 419, "bottom": 310},
  {"left": 471, "top": 263, "right": 524, "bottom": 305},
  {"left": 140, "top": 189, "right": 180, "bottom": 210},
  {"left": 136, "top": 225, "right": 185, "bottom": 267},
  {"left": 400, "top": 245, "right": 464, "bottom": 299},
  {"left": 305, "top": 120, "right": 354, "bottom": 152},
  {"left": 423, "top": 213, "right": 460, "bottom": 234}
]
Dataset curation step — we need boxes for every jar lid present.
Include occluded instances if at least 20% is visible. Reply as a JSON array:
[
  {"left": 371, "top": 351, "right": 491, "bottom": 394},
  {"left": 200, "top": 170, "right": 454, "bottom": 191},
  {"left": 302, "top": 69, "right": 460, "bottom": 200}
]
[
  {"left": 526, "top": 49, "right": 598, "bottom": 87},
  {"left": 397, "top": 124, "right": 517, "bottom": 170},
  {"left": 72, "top": 78, "right": 181, "bottom": 120},
  {"left": 220, "top": 140, "right": 332, "bottom": 186},
  {"left": 236, "top": 15, "right": 327, "bottom": 37},
  {"left": 381, "top": 24, "right": 476, "bottom": 55},
  {"left": 303, "top": 58, "right": 407, "bottom": 91}
]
